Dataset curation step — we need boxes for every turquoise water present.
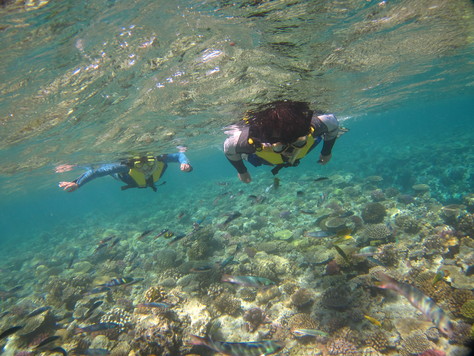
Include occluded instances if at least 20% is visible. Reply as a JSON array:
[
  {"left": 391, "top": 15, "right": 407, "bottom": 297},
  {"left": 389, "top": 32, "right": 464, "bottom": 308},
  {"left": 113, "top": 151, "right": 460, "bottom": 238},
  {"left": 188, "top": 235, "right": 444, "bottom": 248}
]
[{"left": 1, "top": 0, "right": 474, "bottom": 355}]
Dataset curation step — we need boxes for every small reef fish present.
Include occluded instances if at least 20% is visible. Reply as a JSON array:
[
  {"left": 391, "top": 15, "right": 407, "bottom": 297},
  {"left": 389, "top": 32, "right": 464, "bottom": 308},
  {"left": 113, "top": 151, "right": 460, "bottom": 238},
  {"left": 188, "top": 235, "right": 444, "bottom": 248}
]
[
  {"left": 70, "top": 348, "right": 110, "bottom": 355},
  {"left": 375, "top": 273, "right": 454, "bottom": 337},
  {"left": 0, "top": 326, "right": 23, "bottom": 340},
  {"left": 190, "top": 265, "right": 214, "bottom": 273},
  {"left": 432, "top": 270, "right": 448, "bottom": 286},
  {"left": 291, "top": 328, "right": 328, "bottom": 338},
  {"left": 75, "top": 322, "right": 120, "bottom": 334},
  {"left": 222, "top": 274, "right": 275, "bottom": 288},
  {"left": 167, "top": 233, "right": 187, "bottom": 245},
  {"left": 190, "top": 335, "right": 283, "bottom": 356},
  {"left": 299, "top": 209, "right": 316, "bottom": 215},
  {"left": 353, "top": 246, "right": 379, "bottom": 257},
  {"left": 334, "top": 245, "right": 351, "bottom": 264},
  {"left": 314, "top": 177, "right": 329, "bottom": 182},
  {"left": 0, "top": 311, "right": 10, "bottom": 319},
  {"left": 86, "top": 286, "right": 111, "bottom": 295},
  {"left": 332, "top": 234, "right": 353, "bottom": 244},
  {"left": 366, "top": 256, "right": 386, "bottom": 267},
  {"left": 136, "top": 302, "right": 172, "bottom": 310},
  {"left": 364, "top": 315, "right": 382, "bottom": 327},
  {"left": 273, "top": 177, "right": 280, "bottom": 189},
  {"left": 154, "top": 229, "right": 169, "bottom": 239},
  {"left": 27, "top": 306, "right": 51, "bottom": 318},
  {"left": 219, "top": 255, "right": 236, "bottom": 269},
  {"left": 33, "top": 335, "right": 61, "bottom": 349},
  {"left": 222, "top": 212, "right": 242, "bottom": 227},
  {"left": 304, "top": 231, "right": 334, "bottom": 238},
  {"left": 67, "top": 249, "right": 78, "bottom": 269},
  {"left": 137, "top": 229, "right": 154, "bottom": 240},
  {"left": 99, "top": 277, "right": 142, "bottom": 288}
]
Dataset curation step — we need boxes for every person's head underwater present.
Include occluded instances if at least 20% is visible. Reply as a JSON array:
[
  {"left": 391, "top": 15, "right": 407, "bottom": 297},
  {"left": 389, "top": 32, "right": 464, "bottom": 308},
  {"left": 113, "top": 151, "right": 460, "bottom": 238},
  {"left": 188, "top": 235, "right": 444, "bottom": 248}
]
[
  {"left": 245, "top": 101, "right": 313, "bottom": 146},
  {"left": 131, "top": 155, "right": 157, "bottom": 178}
]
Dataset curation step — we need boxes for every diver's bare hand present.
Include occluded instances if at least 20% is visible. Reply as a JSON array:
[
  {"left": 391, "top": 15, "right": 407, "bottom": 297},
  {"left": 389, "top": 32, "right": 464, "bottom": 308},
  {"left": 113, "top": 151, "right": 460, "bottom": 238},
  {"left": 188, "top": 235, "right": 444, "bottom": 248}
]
[
  {"left": 59, "top": 181, "right": 79, "bottom": 192},
  {"left": 181, "top": 163, "right": 192, "bottom": 172},
  {"left": 318, "top": 154, "right": 332, "bottom": 165},
  {"left": 238, "top": 172, "right": 251, "bottom": 183}
]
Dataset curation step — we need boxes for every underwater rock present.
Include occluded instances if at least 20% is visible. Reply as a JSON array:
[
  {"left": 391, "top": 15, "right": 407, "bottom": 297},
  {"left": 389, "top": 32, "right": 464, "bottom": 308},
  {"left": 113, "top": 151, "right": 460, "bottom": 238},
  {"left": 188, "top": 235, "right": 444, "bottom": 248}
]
[
  {"left": 395, "top": 215, "right": 421, "bottom": 234},
  {"left": 99, "top": 307, "right": 133, "bottom": 339},
  {"left": 74, "top": 261, "right": 93, "bottom": 274},
  {"left": 321, "top": 285, "right": 353, "bottom": 310},
  {"left": 256, "top": 286, "right": 281, "bottom": 305},
  {"left": 273, "top": 229, "right": 293, "bottom": 240},
  {"left": 361, "top": 202, "right": 387, "bottom": 224},
  {"left": 290, "top": 288, "right": 314, "bottom": 308},
  {"left": 90, "top": 334, "right": 112, "bottom": 351},
  {"left": 458, "top": 213, "right": 474, "bottom": 237},
  {"left": 243, "top": 307, "right": 269, "bottom": 332},
  {"left": 287, "top": 313, "right": 318, "bottom": 330}
]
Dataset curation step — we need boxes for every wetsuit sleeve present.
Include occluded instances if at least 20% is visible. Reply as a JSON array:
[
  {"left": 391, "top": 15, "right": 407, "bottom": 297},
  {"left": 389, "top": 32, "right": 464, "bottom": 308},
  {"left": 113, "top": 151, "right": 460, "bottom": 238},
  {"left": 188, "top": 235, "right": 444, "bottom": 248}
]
[
  {"left": 311, "top": 114, "right": 339, "bottom": 156},
  {"left": 223, "top": 125, "right": 255, "bottom": 174},
  {"left": 74, "top": 163, "right": 129, "bottom": 187},
  {"left": 160, "top": 153, "right": 190, "bottom": 165}
]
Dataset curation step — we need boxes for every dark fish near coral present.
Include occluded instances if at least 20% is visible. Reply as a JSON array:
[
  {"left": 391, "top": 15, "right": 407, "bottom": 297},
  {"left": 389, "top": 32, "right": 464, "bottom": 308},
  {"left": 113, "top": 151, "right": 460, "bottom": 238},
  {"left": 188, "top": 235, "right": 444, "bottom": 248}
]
[
  {"left": 304, "top": 231, "right": 334, "bottom": 238},
  {"left": 99, "top": 277, "right": 142, "bottom": 288},
  {"left": 190, "top": 335, "right": 283, "bottom": 356},
  {"left": 27, "top": 306, "right": 51, "bottom": 318},
  {"left": 137, "top": 229, "right": 154, "bottom": 240},
  {"left": 0, "top": 311, "right": 10, "bottom": 319},
  {"left": 222, "top": 274, "right": 275, "bottom": 288},
  {"left": 222, "top": 212, "right": 242, "bottom": 226},
  {"left": 0, "top": 326, "right": 23, "bottom": 340},
  {"left": 375, "top": 273, "right": 454, "bottom": 337},
  {"left": 49, "top": 346, "right": 68, "bottom": 356},
  {"left": 314, "top": 177, "right": 329, "bottom": 182},
  {"left": 334, "top": 245, "right": 350, "bottom": 264},
  {"left": 67, "top": 249, "right": 79, "bottom": 269},
  {"left": 84, "top": 301, "right": 103, "bottom": 319},
  {"left": 70, "top": 348, "right": 110, "bottom": 355},
  {"left": 74, "top": 322, "right": 120, "bottom": 334},
  {"left": 273, "top": 177, "right": 280, "bottom": 189},
  {"left": 299, "top": 209, "right": 316, "bottom": 215},
  {"left": 33, "top": 335, "right": 61, "bottom": 349}
]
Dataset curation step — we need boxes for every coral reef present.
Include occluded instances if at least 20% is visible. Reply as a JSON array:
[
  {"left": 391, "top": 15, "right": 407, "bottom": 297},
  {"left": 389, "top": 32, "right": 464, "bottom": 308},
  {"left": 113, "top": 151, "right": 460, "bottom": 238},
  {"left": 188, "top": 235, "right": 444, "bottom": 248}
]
[
  {"left": 290, "top": 288, "right": 314, "bottom": 308},
  {"left": 361, "top": 202, "right": 387, "bottom": 224},
  {"left": 357, "top": 223, "right": 393, "bottom": 246}
]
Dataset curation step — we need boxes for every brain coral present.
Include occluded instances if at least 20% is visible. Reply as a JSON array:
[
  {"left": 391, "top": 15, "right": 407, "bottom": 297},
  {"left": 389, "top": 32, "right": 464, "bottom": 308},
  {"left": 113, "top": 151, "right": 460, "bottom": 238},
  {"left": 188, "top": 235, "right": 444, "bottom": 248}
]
[{"left": 361, "top": 202, "right": 386, "bottom": 224}]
